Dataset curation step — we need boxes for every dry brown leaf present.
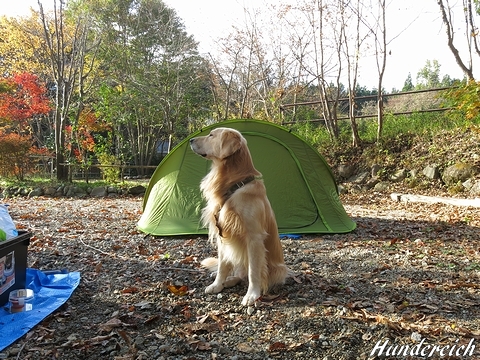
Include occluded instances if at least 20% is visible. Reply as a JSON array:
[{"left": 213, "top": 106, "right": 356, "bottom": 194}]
[
  {"left": 268, "top": 341, "right": 287, "bottom": 352},
  {"left": 180, "top": 255, "right": 195, "bottom": 264},
  {"left": 117, "top": 329, "right": 131, "bottom": 344},
  {"left": 89, "top": 333, "right": 115, "bottom": 345},
  {"left": 167, "top": 284, "right": 188, "bottom": 296},
  {"left": 121, "top": 286, "right": 139, "bottom": 294},
  {"left": 237, "top": 342, "right": 255, "bottom": 353},
  {"left": 98, "top": 318, "right": 124, "bottom": 332}
]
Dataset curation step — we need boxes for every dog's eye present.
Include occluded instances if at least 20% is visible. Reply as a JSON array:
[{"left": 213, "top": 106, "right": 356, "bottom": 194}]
[{"left": 209, "top": 133, "right": 213, "bottom": 137}]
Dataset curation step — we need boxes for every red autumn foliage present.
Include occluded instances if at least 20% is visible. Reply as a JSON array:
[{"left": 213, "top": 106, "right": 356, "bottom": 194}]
[
  {"left": 0, "top": 73, "right": 51, "bottom": 179},
  {"left": 0, "top": 72, "right": 51, "bottom": 130},
  {"left": 65, "top": 109, "right": 110, "bottom": 164},
  {"left": 65, "top": 109, "right": 111, "bottom": 163}
]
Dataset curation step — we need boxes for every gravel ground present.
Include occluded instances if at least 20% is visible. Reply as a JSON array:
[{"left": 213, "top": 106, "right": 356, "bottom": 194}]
[{"left": 0, "top": 191, "right": 479, "bottom": 360}]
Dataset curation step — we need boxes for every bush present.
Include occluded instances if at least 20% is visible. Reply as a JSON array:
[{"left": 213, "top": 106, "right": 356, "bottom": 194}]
[
  {"left": 97, "top": 152, "right": 121, "bottom": 183},
  {"left": 0, "top": 132, "right": 36, "bottom": 180}
]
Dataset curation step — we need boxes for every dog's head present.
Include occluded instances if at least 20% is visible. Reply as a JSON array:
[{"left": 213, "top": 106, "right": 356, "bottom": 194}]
[{"left": 190, "top": 128, "right": 246, "bottom": 160}]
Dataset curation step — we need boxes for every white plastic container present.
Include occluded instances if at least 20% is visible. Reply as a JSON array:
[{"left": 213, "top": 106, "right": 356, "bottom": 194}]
[{"left": 8, "top": 289, "right": 34, "bottom": 313}]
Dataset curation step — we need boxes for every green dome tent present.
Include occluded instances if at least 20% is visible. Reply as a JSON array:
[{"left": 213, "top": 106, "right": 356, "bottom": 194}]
[{"left": 138, "top": 120, "right": 356, "bottom": 236}]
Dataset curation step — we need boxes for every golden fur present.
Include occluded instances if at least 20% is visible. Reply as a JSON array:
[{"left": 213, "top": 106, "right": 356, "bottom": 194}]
[{"left": 190, "top": 127, "right": 289, "bottom": 306}]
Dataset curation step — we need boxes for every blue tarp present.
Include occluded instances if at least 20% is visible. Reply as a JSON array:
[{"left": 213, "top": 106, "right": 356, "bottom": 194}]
[{"left": 0, "top": 268, "right": 80, "bottom": 352}]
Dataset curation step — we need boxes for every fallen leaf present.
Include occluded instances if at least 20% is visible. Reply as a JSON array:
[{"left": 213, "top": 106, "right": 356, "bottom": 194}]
[
  {"left": 180, "top": 255, "right": 195, "bottom": 263},
  {"left": 268, "top": 341, "right": 287, "bottom": 352},
  {"left": 167, "top": 284, "right": 189, "bottom": 296},
  {"left": 237, "top": 342, "right": 255, "bottom": 353},
  {"left": 121, "top": 287, "right": 139, "bottom": 294},
  {"left": 89, "top": 333, "right": 115, "bottom": 344},
  {"left": 117, "top": 329, "right": 131, "bottom": 344},
  {"left": 98, "top": 318, "right": 124, "bottom": 332}
]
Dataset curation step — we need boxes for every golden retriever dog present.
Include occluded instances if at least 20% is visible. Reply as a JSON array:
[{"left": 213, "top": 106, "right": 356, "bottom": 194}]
[{"left": 190, "top": 127, "right": 289, "bottom": 306}]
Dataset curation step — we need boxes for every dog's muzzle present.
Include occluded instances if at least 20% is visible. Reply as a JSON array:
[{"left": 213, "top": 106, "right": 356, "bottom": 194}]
[{"left": 190, "top": 138, "right": 207, "bottom": 157}]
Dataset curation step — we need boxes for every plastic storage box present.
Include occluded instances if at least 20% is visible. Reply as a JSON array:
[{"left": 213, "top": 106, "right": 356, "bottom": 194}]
[{"left": 0, "top": 231, "right": 31, "bottom": 307}]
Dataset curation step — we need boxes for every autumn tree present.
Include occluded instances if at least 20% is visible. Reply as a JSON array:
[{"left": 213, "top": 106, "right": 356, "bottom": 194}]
[
  {"left": 340, "top": 0, "right": 368, "bottom": 146},
  {"left": 372, "top": 0, "right": 387, "bottom": 142},
  {"left": 0, "top": 15, "right": 50, "bottom": 78},
  {"left": 37, "top": 0, "right": 100, "bottom": 181},
  {"left": 210, "top": 13, "right": 275, "bottom": 121},
  {"left": 271, "top": 3, "right": 327, "bottom": 125},
  {"left": 0, "top": 73, "right": 51, "bottom": 132},
  {"left": 208, "top": 43, "right": 241, "bottom": 120},
  {"left": 273, "top": 0, "right": 342, "bottom": 138},
  {"left": 0, "top": 73, "right": 51, "bottom": 179},
  {"left": 0, "top": 132, "right": 35, "bottom": 180}
]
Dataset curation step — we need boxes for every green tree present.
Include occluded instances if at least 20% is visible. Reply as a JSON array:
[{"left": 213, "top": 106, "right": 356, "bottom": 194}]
[
  {"left": 402, "top": 73, "right": 414, "bottom": 91},
  {"left": 416, "top": 60, "right": 442, "bottom": 89},
  {"left": 75, "top": 0, "right": 213, "bottom": 174}
]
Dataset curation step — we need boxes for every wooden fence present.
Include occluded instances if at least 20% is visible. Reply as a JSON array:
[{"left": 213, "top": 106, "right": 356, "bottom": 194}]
[
  {"left": 33, "top": 160, "right": 158, "bottom": 180},
  {"left": 279, "top": 87, "right": 454, "bottom": 125}
]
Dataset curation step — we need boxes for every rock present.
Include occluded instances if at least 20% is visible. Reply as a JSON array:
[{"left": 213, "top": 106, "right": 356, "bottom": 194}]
[
  {"left": 374, "top": 181, "right": 389, "bottom": 192},
  {"left": 44, "top": 186, "right": 57, "bottom": 196},
  {"left": 463, "top": 178, "right": 474, "bottom": 191},
  {"left": 3, "top": 187, "right": 18, "bottom": 197},
  {"left": 73, "top": 187, "right": 88, "bottom": 198},
  {"left": 469, "top": 180, "right": 480, "bottom": 196},
  {"left": 442, "top": 163, "right": 479, "bottom": 186},
  {"left": 365, "top": 178, "right": 380, "bottom": 189},
  {"left": 423, "top": 164, "right": 440, "bottom": 179},
  {"left": 107, "top": 186, "right": 118, "bottom": 194},
  {"left": 348, "top": 171, "right": 370, "bottom": 184},
  {"left": 64, "top": 185, "right": 87, "bottom": 197},
  {"left": 90, "top": 186, "right": 108, "bottom": 197},
  {"left": 65, "top": 186, "right": 76, "bottom": 197},
  {"left": 337, "top": 164, "right": 355, "bottom": 179},
  {"left": 390, "top": 169, "right": 407, "bottom": 182},
  {"left": 371, "top": 164, "right": 382, "bottom": 178},
  {"left": 28, "top": 188, "right": 44, "bottom": 198},
  {"left": 128, "top": 185, "right": 146, "bottom": 195}
]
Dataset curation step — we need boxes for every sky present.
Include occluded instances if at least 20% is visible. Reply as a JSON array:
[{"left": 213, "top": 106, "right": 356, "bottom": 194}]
[{"left": 0, "top": 0, "right": 474, "bottom": 90}]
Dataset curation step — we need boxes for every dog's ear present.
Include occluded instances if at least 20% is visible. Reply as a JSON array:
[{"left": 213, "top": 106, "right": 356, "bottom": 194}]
[{"left": 219, "top": 129, "right": 243, "bottom": 159}]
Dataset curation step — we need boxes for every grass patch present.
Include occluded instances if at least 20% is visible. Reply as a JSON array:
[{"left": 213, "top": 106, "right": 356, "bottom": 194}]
[{"left": 287, "top": 111, "right": 480, "bottom": 182}]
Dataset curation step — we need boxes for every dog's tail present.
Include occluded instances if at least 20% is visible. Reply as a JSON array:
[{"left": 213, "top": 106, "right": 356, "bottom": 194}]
[{"left": 201, "top": 257, "right": 218, "bottom": 273}]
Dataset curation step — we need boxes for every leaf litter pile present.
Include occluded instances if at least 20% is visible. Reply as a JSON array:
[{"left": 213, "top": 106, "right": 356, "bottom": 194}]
[{"left": 1, "top": 191, "right": 479, "bottom": 360}]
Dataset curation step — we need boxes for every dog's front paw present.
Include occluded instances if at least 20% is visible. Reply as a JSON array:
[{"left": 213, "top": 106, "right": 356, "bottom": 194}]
[
  {"left": 241, "top": 290, "right": 261, "bottom": 306},
  {"left": 205, "top": 282, "right": 224, "bottom": 294}
]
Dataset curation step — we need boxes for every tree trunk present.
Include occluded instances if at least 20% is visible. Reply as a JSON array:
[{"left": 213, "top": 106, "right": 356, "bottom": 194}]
[
  {"left": 376, "top": 0, "right": 387, "bottom": 142},
  {"left": 436, "top": 0, "right": 475, "bottom": 80},
  {"left": 350, "top": 93, "right": 361, "bottom": 147},
  {"left": 377, "top": 92, "right": 384, "bottom": 141}
]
